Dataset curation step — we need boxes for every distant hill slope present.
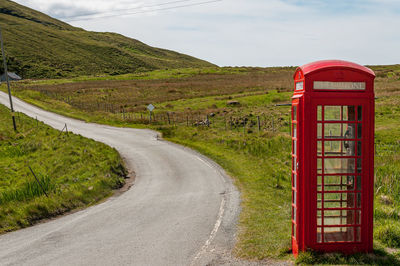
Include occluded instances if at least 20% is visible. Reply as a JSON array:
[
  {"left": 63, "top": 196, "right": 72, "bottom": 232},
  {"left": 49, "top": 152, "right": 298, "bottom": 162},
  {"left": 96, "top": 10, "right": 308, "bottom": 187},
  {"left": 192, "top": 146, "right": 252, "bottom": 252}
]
[{"left": 0, "top": 0, "right": 215, "bottom": 79}]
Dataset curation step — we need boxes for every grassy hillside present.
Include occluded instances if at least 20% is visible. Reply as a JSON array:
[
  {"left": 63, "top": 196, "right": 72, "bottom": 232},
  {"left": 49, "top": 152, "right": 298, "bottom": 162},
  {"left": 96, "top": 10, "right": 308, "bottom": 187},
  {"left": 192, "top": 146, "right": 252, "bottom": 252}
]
[
  {"left": 0, "top": 104, "right": 127, "bottom": 234},
  {"left": 5, "top": 65, "right": 400, "bottom": 264},
  {"left": 0, "top": 0, "right": 214, "bottom": 79}
]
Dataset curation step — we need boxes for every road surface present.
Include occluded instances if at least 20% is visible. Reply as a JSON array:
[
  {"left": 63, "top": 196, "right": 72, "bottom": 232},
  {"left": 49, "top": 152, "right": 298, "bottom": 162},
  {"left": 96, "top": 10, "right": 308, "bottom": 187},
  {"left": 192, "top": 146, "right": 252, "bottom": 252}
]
[{"left": 0, "top": 92, "right": 241, "bottom": 266}]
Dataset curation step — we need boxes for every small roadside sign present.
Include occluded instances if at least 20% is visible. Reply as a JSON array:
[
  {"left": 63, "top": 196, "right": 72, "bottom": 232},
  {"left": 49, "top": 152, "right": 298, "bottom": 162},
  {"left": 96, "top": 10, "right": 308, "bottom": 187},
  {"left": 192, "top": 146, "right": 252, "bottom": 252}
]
[{"left": 147, "top": 104, "right": 155, "bottom": 112}]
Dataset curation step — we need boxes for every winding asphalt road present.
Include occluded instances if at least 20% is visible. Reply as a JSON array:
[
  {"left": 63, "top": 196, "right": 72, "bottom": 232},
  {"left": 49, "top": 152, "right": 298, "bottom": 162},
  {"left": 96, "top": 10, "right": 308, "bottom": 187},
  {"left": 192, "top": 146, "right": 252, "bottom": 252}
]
[{"left": 0, "top": 91, "right": 241, "bottom": 266}]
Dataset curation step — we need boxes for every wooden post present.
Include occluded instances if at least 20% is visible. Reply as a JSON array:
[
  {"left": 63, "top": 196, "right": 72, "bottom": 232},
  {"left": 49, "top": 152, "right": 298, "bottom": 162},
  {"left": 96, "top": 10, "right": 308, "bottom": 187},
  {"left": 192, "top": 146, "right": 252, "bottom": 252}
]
[
  {"left": 167, "top": 113, "right": 171, "bottom": 125},
  {"left": 1, "top": 25, "right": 17, "bottom": 131},
  {"left": 272, "top": 117, "right": 275, "bottom": 132},
  {"left": 257, "top": 116, "right": 261, "bottom": 133}
]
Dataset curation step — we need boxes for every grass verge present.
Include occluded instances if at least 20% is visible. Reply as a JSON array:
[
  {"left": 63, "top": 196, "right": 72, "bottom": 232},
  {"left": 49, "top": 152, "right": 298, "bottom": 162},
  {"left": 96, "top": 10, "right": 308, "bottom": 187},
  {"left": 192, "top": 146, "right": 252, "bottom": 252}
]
[{"left": 0, "top": 104, "right": 127, "bottom": 234}]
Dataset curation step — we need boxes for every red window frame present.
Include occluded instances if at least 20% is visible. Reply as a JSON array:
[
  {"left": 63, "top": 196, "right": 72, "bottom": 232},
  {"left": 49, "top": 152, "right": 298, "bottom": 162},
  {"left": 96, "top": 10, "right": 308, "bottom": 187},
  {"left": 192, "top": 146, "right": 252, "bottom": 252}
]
[
  {"left": 292, "top": 101, "right": 299, "bottom": 242},
  {"left": 315, "top": 103, "right": 365, "bottom": 245}
]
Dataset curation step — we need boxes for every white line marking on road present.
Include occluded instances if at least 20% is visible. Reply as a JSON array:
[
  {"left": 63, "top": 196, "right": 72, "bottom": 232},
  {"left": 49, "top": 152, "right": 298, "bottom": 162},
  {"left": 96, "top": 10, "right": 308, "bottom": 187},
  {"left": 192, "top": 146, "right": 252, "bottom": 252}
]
[
  {"left": 196, "top": 156, "right": 227, "bottom": 184},
  {"left": 191, "top": 195, "right": 226, "bottom": 265}
]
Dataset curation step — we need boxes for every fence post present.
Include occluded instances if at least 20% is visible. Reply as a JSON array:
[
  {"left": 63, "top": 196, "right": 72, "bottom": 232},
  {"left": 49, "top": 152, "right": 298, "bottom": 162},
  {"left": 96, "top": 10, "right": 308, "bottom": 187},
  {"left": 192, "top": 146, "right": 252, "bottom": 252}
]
[
  {"left": 257, "top": 116, "right": 261, "bottom": 133},
  {"left": 167, "top": 113, "right": 171, "bottom": 125},
  {"left": 28, "top": 166, "right": 48, "bottom": 198},
  {"left": 272, "top": 117, "right": 275, "bottom": 132}
]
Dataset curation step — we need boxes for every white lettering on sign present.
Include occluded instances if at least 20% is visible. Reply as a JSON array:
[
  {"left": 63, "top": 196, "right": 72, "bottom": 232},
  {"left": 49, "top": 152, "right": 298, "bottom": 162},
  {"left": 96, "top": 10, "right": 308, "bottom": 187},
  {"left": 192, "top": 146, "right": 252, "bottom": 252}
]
[
  {"left": 314, "top": 81, "right": 366, "bottom": 90},
  {"left": 295, "top": 82, "right": 303, "bottom": 91}
]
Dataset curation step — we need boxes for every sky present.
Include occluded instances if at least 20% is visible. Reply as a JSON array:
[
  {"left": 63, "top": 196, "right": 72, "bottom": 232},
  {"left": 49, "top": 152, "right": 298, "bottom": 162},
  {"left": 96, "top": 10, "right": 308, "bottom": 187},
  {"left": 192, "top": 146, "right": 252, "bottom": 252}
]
[{"left": 13, "top": 0, "right": 400, "bottom": 67}]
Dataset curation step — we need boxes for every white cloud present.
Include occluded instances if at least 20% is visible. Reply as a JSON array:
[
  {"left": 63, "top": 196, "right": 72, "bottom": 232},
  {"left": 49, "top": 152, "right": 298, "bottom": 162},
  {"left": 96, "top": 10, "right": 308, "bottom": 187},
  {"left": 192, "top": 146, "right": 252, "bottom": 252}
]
[{"left": 12, "top": 0, "right": 400, "bottom": 66}]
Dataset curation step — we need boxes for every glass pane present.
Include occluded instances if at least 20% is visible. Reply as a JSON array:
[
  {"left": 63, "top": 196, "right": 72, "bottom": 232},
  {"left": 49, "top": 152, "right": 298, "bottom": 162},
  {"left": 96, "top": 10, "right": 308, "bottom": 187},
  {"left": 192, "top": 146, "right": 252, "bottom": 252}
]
[
  {"left": 293, "top": 124, "right": 297, "bottom": 138},
  {"left": 324, "top": 124, "right": 356, "bottom": 139},
  {"left": 357, "top": 124, "right": 362, "bottom": 139},
  {"left": 324, "top": 210, "right": 355, "bottom": 226},
  {"left": 292, "top": 157, "right": 297, "bottom": 171},
  {"left": 324, "top": 106, "right": 355, "bottom": 121},
  {"left": 324, "top": 176, "right": 341, "bottom": 191},
  {"left": 356, "top": 210, "right": 361, "bottom": 225},
  {"left": 356, "top": 175, "right": 361, "bottom": 191},
  {"left": 293, "top": 207, "right": 296, "bottom": 221},
  {"left": 348, "top": 106, "right": 356, "bottom": 121},
  {"left": 356, "top": 227, "right": 361, "bottom": 242},
  {"left": 318, "top": 106, "right": 322, "bottom": 121},
  {"left": 317, "top": 141, "right": 322, "bottom": 156},
  {"left": 357, "top": 106, "right": 362, "bottom": 121},
  {"left": 357, "top": 193, "right": 362, "bottom": 208},
  {"left": 325, "top": 106, "right": 341, "bottom": 120},
  {"left": 293, "top": 140, "right": 297, "bottom": 155},
  {"left": 324, "top": 193, "right": 350, "bottom": 208},
  {"left": 324, "top": 141, "right": 355, "bottom": 156},
  {"left": 293, "top": 106, "right": 297, "bottom": 121},
  {"left": 324, "top": 227, "right": 354, "bottom": 242},
  {"left": 293, "top": 190, "right": 296, "bottom": 204},
  {"left": 317, "top": 227, "right": 322, "bottom": 243},
  {"left": 323, "top": 193, "right": 356, "bottom": 208},
  {"left": 357, "top": 141, "right": 362, "bottom": 156},
  {"left": 324, "top": 175, "right": 354, "bottom": 191},
  {"left": 317, "top": 193, "right": 322, "bottom": 209},
  {"left": 348, "top": 193, "right": 356, "bottom": 208},
  {"left": 324, "top": 158, "right": 355, "bottom": 174},
  {"left": 317, "top": 176, "right": 322, "bottom": 191},
  {"left": 317, "top": 210, "right": 322, "bottom": 225},
  {"left": 318, "top": 123, "right": 323, "bottom": 139},
  {"left": 317, "top": 158, "right": 322, "bottom": 174},
  {"left": 347, "top": 176, "right": 355, "bottom": 190},
  {"left": 357, "top": 159, "right": 362, "bottom": 173},
  {"left": 293, "top": 223, "right": 297, "bottom": 238}
]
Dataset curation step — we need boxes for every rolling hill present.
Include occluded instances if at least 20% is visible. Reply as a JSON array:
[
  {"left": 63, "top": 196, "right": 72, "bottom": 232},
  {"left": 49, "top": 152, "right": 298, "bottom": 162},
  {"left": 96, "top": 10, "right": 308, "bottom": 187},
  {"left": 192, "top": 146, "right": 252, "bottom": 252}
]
[{"left": 0, "top": 0, "right": 215, "bottom": 79}]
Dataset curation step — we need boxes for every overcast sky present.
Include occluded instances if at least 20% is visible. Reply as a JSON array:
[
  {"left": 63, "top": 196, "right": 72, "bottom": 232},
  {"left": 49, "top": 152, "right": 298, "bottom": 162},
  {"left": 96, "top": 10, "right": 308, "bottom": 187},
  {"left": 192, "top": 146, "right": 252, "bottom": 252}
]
[{"left": 13, "top": 0, "right": 400, "bottom": 67}]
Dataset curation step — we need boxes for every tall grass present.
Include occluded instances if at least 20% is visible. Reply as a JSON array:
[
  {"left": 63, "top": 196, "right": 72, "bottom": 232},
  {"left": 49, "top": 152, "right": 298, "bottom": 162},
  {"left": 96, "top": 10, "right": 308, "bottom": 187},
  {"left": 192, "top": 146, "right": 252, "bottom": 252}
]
[{"left": 0, "top": 175, "right": 55, "bottom": 204}]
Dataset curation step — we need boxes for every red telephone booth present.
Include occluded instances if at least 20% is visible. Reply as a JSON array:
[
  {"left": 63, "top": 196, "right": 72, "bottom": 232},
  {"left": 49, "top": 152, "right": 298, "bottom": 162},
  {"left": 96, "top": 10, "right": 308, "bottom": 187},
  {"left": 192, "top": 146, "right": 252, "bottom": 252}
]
[{"left": 291, "top": 60, "right": 375, "bottom": 256}]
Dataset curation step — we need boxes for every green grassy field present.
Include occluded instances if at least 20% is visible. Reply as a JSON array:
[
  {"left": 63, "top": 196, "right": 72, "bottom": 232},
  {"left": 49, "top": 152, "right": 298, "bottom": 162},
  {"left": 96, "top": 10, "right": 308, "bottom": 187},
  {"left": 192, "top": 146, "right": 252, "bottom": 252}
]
[
  {"left": 0, "top": 104, "right": 127, "bottom": 234},
  {"left": 3, "top": 65, "right": 400, "bottom": 264},
  {"left": 0, "top": 0, "right": 213, "bottom": 79}
]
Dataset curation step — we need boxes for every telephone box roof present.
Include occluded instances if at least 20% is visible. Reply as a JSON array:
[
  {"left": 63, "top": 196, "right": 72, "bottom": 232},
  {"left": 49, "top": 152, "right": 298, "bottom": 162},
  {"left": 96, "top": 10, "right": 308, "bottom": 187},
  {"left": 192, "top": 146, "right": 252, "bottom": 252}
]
[{"left": 296, "top": 60, "right": 375, "bottom": 78}]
